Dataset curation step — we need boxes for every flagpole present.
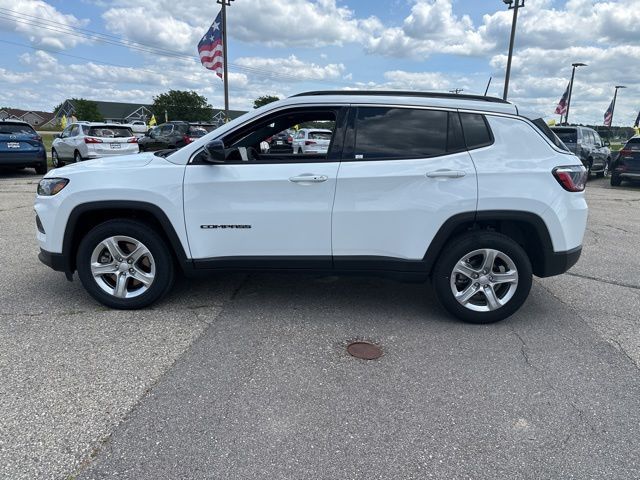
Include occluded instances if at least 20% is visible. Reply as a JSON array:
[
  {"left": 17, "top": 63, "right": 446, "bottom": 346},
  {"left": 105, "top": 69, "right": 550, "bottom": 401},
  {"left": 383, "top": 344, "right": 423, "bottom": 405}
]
[
  {"left": 608, "top": 85, "right": 626, "bottom": 139},
  {"left": 217, "top": 0, "right": 233, "bottom": 122}
]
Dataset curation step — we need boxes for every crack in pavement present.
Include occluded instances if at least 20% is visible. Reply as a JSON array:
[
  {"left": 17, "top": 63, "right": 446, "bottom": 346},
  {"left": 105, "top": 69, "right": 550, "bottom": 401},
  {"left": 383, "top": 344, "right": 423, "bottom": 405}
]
[{"left": 565, "top": 272, "right": 640, "bottom": 291}]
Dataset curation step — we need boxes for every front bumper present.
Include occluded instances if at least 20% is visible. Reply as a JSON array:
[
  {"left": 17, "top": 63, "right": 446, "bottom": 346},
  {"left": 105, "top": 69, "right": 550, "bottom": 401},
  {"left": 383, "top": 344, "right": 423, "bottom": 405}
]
[
  {"left": 536, "top": 246, "right": 582, "bottom": 277},
  {"left": 38, "top": 248, "right": 69, "bottom": 272}
]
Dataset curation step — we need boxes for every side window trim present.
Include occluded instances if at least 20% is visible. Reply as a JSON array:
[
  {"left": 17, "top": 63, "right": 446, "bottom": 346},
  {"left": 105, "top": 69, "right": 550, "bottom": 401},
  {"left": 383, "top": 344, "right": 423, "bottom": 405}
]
[{"left": 459, "top": 111, "right": 495, "bottom": 151}]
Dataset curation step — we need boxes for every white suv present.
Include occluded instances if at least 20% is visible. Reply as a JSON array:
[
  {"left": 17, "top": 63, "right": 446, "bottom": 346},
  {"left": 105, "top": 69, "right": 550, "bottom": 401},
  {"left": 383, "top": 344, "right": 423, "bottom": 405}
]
[{"left": 35, "top": 91, "right": 588, "bottom": 323}]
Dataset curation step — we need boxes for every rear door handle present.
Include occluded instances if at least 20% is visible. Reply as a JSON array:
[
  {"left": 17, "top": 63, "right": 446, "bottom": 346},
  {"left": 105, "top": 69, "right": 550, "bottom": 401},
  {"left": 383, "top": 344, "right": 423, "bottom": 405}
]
[
  {"left": 426, "top": 170, "right": 466, "bottom": 178},
  {"left": 289, "top": 174, "right": 328, "bottom": 183}
]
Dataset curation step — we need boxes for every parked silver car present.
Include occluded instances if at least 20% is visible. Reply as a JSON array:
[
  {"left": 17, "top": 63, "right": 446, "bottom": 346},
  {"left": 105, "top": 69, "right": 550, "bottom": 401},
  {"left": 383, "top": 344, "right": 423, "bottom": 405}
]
[
  {"left": 51, "top": 122, "right": 139, "bottom": 167},
  {"left": 291, "top": 128, "right": 333, "bottom": 155}
]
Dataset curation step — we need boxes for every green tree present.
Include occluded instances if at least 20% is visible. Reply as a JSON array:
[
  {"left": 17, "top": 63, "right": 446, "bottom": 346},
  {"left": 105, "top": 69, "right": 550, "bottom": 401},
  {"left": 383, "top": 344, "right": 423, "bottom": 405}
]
[
  {"left": 69, "top": 98, "right": 104, "bottom": 121},
  {"left": 152, "top": 90, "right": 213, "bottom": 122},
  {"left": 253, "top": 95, "right": 280, "bottom": 109}
]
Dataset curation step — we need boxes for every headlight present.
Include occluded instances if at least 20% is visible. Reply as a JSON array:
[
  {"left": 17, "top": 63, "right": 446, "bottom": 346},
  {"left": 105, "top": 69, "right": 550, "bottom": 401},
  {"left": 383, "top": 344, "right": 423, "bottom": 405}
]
[{"left": 38, "top": 178, "right": 69, "bottom": 196}]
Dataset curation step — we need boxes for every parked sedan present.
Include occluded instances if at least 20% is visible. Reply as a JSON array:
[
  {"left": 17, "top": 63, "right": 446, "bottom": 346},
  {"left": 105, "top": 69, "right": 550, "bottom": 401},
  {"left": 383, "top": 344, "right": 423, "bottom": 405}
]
[
  {"left": 0, "top": 120, "right": 47, "bottom": 174},
  {"left": 551, "top": 126, "right": 611, "bottom": 177},
  {"left": 292, "top": 128, "right": 333, "bottom": 155},
  {"left": 138, "top": 122, "right": 207, "bottom": 152},
  {"left": 51, "top": 123, "right": 138, "bottom": 167},
  {"left": 267, "top": 130, "right": 294, "bottom": 153},
  {"left": 610, "top": 136, "right": 640, "bottom": 186}
]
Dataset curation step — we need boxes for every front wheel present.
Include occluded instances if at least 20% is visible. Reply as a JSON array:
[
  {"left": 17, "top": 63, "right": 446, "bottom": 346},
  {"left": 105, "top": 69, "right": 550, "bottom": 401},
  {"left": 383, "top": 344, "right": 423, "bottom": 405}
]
[
  {"left": 52, "top": 149, "right": 63, "bottom": 168},
  {"left": 76, "top": 219, "right": 175, "bottom": 309},
  {"left": 432, "top": 232, "right": 533, "bottom": 324},
  {"left": 34, "top": 163, "right": 47, "bottom": 175},
  {"left": 610, "top": 174, "right": 622, "bottom": 187},
  {"left": 74, "top": 151, "right": 83, "bottom": 163}
]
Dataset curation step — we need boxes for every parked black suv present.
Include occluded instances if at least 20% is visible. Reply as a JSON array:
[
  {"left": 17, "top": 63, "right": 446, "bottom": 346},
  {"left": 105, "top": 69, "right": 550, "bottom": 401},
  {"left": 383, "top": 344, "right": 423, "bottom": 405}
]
[
  {"left": 551, "top": 126, "right": 611, "bottom": 177},
  {"left": 610, "top": 136, "right": 640, "bottom": 186},
  {"left": 138, "top": 122, "right": 208, "bottom": 152}
]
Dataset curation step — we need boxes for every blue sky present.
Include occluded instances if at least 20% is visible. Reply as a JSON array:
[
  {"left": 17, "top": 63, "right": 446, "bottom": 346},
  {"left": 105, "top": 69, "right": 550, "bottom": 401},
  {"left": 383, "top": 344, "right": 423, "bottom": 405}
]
[{"left": 0, "top": 0, "right": 639, "bottom": 125}]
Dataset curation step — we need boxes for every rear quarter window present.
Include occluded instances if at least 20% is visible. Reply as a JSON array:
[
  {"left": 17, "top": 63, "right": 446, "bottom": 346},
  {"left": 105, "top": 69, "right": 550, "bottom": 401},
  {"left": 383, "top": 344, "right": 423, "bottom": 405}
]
[
  {"left": 459, "top": 113, "right": 493, "bottom": 150},
  {"left": 625, "top": 138, "right": 640, "bottom": 151},
  {"left": 531, "top": 119, "right": 570, "bottom": 152}
]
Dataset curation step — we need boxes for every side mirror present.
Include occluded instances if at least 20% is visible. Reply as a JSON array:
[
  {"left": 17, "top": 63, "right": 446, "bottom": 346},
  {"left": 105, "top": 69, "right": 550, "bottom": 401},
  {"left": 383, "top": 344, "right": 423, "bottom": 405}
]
[
  {"left": 55, "top": 134, "right": 61, "bottom": 139},
  {"left": 603, "top": 139, "right": 610, "bottom": 147},
  {"left": 203, "top": 139, "right": 227, "bottom": 163}
]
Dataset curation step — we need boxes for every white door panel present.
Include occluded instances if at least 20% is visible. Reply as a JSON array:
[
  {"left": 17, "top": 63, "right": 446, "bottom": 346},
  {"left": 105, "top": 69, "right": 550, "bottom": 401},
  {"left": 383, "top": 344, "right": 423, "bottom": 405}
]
[
  {"left": 183, "top": 162, "right": 340, "bottom": 259},
  {"left": 332, "top": 152, "right": 477, "bottom": 259}
]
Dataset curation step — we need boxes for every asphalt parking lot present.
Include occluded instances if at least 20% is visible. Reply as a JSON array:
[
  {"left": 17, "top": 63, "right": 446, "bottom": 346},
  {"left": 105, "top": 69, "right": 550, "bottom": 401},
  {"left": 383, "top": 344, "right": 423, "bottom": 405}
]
[{"left": 1, "top": 170, "right": 639, "bottom": 479}]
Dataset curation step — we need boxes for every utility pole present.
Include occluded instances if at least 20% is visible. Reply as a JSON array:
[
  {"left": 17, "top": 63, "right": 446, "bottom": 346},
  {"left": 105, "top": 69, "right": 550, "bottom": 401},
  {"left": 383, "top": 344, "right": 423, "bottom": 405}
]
[
  {"left": 217, "top": 0, "right": 234, "bottom": 122},
  {"left": 564, "top": 63, "right": 587, "bottom": 125},
  {"left": 502, "top": 0, "right": 524, "bottom": 101}
]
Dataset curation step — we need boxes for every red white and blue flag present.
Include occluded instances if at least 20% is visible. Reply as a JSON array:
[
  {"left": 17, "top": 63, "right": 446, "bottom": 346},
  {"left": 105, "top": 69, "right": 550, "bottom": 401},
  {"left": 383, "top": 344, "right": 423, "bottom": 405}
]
[
  {"left": 555, "top": 82, "right": 570, "bottom": 115},
  {"left": 604, "top": 98, "right": 614, "bottom": 127},
  {"left": 198, "top": 10, "right": 224, "bottom": 79}
]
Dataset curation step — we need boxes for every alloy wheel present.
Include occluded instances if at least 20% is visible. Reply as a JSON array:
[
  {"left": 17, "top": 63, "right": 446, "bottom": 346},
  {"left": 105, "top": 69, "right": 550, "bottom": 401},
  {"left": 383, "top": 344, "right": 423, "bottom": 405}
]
[
  {"left": 450, "top": 248, "right": 519, "bottom": 312},
  {"left": 90, "top": 235, "right": 156, "bottom": 299}
]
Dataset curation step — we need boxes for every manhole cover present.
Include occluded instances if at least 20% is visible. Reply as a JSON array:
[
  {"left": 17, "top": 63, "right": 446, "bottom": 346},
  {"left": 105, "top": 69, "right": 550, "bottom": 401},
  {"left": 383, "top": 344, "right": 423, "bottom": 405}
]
[{"left": 347, "top": 341, "right": 383, "bottom": 360}]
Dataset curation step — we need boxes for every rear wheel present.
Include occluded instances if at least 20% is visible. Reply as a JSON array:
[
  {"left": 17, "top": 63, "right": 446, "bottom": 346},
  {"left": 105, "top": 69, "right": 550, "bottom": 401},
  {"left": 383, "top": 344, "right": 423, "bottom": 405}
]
[
  {"left": 610, "top": 174, "right": 622, "bottom": 187},
  {"left": 74, "top": 150, "right": 83, "bottom": 163},
  {"left": 76, "top": 219, "right": 175, "bottom": 309},
  {"left": 34, "top": 163, "right": 47, "bottom": 175},
  {"left": 52, "top": 149, "right": 63, "bottom": 168},
  {"left": 432, "top": 232, "right": 533, "bottom": 324}
]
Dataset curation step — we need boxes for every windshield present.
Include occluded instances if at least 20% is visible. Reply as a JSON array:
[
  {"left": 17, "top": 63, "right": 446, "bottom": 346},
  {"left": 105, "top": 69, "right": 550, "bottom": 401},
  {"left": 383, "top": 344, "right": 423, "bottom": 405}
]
[
  {"left": 532, "top": 119, "right": 570, "bottom": 152},
  {"left": 0, "top": 124, "right": 36, "bottom": 135}
]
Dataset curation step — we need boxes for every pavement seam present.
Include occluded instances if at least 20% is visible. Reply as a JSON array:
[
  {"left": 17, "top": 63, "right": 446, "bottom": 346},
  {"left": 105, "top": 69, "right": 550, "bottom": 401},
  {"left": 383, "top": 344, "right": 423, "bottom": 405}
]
[{"left": 68, "top": 282, "right": 246, "bottom": 479}]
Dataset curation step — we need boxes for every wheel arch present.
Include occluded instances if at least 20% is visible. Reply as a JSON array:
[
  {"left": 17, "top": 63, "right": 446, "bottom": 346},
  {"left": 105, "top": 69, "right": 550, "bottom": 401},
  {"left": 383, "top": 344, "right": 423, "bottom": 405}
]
[
  {"left": 423, "top": 210, "right": 555, "bottom": 277},
  {"left": 62, "top": 201, "right": 191, "bottom": 274}
]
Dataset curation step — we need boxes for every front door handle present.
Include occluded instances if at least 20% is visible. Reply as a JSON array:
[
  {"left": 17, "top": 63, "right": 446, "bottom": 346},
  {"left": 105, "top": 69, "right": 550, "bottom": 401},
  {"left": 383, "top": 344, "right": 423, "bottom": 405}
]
[
  {"left": 426, "top": 170, "right": 466, "bottom": 178},
  {"left": 289, "top": 174, "right": 328, "bottom": 183}
]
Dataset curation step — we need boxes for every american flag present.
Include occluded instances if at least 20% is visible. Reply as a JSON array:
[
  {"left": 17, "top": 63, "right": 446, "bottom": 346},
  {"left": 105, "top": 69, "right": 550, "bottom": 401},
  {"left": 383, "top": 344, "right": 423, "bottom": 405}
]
[
  {"left": 604, "top": 98, "right": 614, "bottom": 127},
  {"left": 555, "top": 82, "right": 570, "bottom": 115},
  {"left": 198, "top": 11, "right": 224, "bottom": 79}
]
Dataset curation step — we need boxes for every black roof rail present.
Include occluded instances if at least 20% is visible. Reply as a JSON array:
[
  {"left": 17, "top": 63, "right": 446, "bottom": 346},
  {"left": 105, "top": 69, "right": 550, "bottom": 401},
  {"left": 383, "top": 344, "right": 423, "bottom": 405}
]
[{"left": 291, "top": 90, "right": 511, "bottom": 104}]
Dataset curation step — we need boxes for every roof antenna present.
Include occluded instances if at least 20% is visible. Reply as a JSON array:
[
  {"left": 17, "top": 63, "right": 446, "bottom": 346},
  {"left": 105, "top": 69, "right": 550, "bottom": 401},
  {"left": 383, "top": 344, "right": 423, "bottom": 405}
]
[{"left": 484, "top": 77, "right": 492, "bottom": 96}]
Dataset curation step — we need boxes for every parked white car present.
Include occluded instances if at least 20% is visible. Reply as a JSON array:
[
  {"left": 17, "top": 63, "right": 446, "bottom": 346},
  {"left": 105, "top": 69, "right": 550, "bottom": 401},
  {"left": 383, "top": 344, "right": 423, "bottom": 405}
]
[
  {"left": 51, "top": 123, "right": 139, "bottom": 167},
  {"left": 36, "top": 91, "right": 587, "bottom": 323},
  {"left": 292, "top": 128, "right": 333, "bottom": 154},
  {"left": 124, "top": 120, "right": 149, "bottom": 136}
]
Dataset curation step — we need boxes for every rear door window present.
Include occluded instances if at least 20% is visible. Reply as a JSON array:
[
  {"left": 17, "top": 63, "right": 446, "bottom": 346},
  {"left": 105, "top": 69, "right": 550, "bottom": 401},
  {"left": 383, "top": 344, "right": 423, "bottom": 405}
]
[
  {"left": 459, "top": 113, "right": 493, "bottom": 150},
  {"left": 552, "top": 128, "right": 577, "bottom": 144},
  {"left": 354, "top": 107, "right": 449, "bottom": 160}
]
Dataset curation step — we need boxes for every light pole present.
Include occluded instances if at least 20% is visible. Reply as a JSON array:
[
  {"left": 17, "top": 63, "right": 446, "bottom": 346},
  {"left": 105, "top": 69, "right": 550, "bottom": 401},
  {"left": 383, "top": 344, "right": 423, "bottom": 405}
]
[
  {"left": 216, "top": 0, "right": 234, "bottom": 122},
  {"left": 502, "top": 0, "right": 525, "bottom": 101},
  {"left": 563, "top": 62, "right": 587, "bottom": 125},
  {"left": 608, "top": 85, "right": 626, "bottom": 138}
]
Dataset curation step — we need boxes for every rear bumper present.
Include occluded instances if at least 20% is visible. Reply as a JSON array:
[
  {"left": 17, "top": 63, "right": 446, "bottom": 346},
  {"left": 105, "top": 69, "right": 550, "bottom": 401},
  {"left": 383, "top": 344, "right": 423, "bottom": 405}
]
[
  {"left": 38, "top": 248, "right": 69, "bottom": 272},
  {"left": 0, "top": 153, "right": 46, "bottom": 167},
  {"left": 618, "top": 172, "right": 640, "bottom": 179},
  {"left": 536, "top": 246, "right": 582, "bottom": 277}
]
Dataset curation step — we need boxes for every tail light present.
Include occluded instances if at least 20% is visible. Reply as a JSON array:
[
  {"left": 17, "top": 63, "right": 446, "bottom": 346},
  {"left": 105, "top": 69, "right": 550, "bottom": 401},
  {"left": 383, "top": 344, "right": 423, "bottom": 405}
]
[
  {"left": 305, "top": 140, "right": 317, "bottom": 145},
  {"left": 619, "top": 149, "right": 633, "bottom": 158},
  {"left": 183, "top": 135, "right": 194, "bottom": 144},
  {"left": 127, "top": 137, "right": 138, "bottom": 143},
  {"left": 552, "top": 166, "right": 587, "bottom": 192},
  {"left": 84, "top": 137, "right": 102, "bottom": 144},
  {"left": 287, "top": 136, "right": 293, "bottom": 143}
]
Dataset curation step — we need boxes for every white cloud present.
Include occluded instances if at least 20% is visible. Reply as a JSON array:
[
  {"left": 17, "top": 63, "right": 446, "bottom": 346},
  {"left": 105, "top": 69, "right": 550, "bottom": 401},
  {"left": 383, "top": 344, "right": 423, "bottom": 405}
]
[
  {"left": 0, "top": 0, "right": 89, "bottom": 49},
  {"left": 234, "top": 55, "right": 345, "bottom": 82}
]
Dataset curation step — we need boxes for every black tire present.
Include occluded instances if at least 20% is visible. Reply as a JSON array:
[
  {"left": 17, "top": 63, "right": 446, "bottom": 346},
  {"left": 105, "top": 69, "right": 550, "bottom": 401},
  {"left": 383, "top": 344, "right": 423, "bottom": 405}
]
[
  {"left": 586, "top": 159, "right": 593, "bottom": 177},
  {"left": 51, "top": 149, "right": 64, "bottom": 168},
  {"left": 610, "top": 174, "right": 621, "bottom": 187},
  {"left": 74, "top": 150, "right": 83, "bottom": 163},
  {"left": 76, "top": 219, "right": 175, "bottom": 309},
  {"left": 34, "top": 163, "right": 47, "bottom": 175},
  {"left": 432, "top": 231, "right": 533, "bottom": 324}
]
